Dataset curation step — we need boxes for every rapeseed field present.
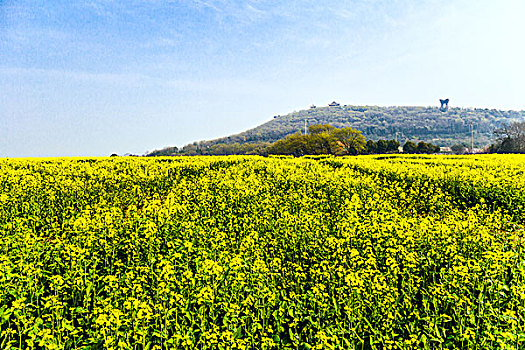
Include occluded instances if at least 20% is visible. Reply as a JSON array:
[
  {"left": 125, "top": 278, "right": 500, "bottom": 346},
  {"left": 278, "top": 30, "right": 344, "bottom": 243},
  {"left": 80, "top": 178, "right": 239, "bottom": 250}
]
[{"left": 0, "top": 155, "right": 524, "bottom": 349}]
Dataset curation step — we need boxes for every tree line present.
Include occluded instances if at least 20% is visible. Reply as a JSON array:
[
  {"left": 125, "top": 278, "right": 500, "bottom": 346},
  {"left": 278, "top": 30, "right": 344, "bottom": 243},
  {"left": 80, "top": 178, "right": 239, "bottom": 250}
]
[
  {"left": 147, "top": 124, "right": 441, "bottom": 156},
  {"left": 487, "top": 121, "right": 525, "bottom": 153}
]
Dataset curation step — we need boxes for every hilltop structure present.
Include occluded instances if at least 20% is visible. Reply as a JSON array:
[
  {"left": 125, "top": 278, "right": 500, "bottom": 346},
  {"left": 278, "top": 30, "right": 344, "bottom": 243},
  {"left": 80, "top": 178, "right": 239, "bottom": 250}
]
[{"left": 440, "top": 98, "right": 450, "bottom": 111}]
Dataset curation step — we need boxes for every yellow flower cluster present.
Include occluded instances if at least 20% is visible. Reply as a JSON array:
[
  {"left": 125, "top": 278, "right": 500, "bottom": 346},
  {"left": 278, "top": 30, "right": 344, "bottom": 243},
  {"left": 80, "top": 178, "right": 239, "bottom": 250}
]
[{"left": 0, "top": 155, "right": 524, "bottom": 349}]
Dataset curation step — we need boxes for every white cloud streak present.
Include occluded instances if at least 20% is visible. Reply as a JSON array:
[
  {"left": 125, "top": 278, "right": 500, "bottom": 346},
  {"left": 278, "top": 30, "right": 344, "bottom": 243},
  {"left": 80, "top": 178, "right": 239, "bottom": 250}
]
[{"left": 0, "top": 66, "right": 281, "bottom": 95}]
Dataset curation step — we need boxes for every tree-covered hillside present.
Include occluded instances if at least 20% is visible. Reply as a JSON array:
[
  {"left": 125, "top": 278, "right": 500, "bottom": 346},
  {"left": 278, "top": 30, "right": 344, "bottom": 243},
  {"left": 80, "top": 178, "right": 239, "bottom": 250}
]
[
  {"left": 220, "top": 105, "right": 525, "bottom": 146},
  {"left": 148, "top": 105, "right": 525, "bottom": 156}
]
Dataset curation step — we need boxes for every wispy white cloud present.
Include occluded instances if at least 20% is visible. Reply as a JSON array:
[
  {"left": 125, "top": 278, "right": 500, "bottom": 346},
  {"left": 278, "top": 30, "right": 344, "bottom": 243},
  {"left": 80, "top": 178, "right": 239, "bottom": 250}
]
[
  {"left": 188, "top": 0, "right": 224, "bottom": 13},
  {"left": 0, "top": 66, "right": 165, "bottom": 86},
  {"left": 3, "top": 27, "right": 72, "bottom": 45},
  {"left": 0, "top": 66, "right": 279, "bottom": 95},
  {"left": 79, "top": 1, "right": 118, "bottom": 19},
  {"left": 139, "top": 35, "right": 182, "bottom": 49},
  {"left": 182, "top": 0, "right": 292, "bottom": 25}
]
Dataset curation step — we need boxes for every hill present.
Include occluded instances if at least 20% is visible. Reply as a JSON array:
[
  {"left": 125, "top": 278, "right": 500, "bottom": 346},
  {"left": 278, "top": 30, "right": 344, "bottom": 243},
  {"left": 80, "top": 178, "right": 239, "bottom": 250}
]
[{"left": 149, "top": 105, "right": 525, "bottom": 155}]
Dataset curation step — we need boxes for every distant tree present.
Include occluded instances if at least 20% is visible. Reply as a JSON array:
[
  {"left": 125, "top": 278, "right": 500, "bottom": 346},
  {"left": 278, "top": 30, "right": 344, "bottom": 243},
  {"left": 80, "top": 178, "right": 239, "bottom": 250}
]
[
  {"left": 386, "top": 139, "right": 400, "bottom": 153},
  {"left": 332, "top": 127, "right": 366, "bottom": 155},
  {"left": 306, "top": 134, "right": 335, "bottom": 155},
  {"left": 376, "top": 139, "right": 388, "bottom": 154},
  {"left": 243, "top": 142, "right": 271, "bottom": 156},
  {"left": 146, "top": 146, "right": 179, "bottom": 156},
  {"left": 416, "top": 141, "right": 432, "bottom": 154},
  {"left": 415, "top": 141, "right": 440, "bottom": 154},
  {"left": 208, "top": 143, "right": 240, "bottom": 155},
  {"left": 486, "top": 144, "right": 498, "bottom": 154},
  {"left": 491, "top": 121, "right": 525, "bottom": 153},
  {"left": 366, "top": 140, "right": 377, "bottom": 154},
  {"left": 266, "top": 133, "right": 309, "bottom": 156},
  {"left": 451, "top": 143, "right": 468, "bottom": 154},
  {"left": 268, "top": 125, "right": 366, "bottom": 156},
  {"left": 306, "top": 124, "right": 337, "bottom": 154},
  {"left": 308, "top": 124, "right": 336, "bottom": 135},
  {"left": 180, "top": 143, "right": 199, "bottom": 156},
  {"left": 403, "top": 141, "right": 417, "bottom": 154},
  {"left": 364, "top": 139, "right": 399, "bottom": 154}
]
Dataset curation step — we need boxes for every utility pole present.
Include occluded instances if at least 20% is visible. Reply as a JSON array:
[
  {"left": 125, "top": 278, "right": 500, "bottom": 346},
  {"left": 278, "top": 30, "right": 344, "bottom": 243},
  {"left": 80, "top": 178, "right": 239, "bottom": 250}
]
[
  {"left": 470, "top": 123, "right": 474, "bottom": 153},
  {"left": 304, "top": 119, "right": 307, "bottom": 135}
]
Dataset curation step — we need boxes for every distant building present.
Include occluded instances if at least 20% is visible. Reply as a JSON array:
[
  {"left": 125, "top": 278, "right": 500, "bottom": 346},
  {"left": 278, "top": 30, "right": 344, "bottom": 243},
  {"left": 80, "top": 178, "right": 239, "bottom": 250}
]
[{"left": 328, "top": 101, "right": 340, "bottom": 107}]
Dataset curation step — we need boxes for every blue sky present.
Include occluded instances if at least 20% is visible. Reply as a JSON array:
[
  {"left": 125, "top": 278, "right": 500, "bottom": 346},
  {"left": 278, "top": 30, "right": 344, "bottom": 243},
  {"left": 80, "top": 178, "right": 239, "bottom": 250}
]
[{"left": 1, "top": 0, "right": 524, "bottom": 156}]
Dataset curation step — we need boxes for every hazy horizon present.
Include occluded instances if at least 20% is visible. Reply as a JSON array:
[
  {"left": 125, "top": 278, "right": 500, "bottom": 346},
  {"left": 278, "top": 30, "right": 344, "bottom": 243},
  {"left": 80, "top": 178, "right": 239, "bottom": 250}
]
[{"left": 2, "top": 0, "right": 525, "bottom": 157}]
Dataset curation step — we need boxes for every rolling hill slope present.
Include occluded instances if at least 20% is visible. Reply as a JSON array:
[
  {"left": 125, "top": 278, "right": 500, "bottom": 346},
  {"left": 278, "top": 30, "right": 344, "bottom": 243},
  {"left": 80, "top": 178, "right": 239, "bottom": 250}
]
[
  {"left": 218, "top": 105, "right": 524, "bottom": 146},
  {"left": 149, "top": 105, "right": 525, "bottom": 155}
]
